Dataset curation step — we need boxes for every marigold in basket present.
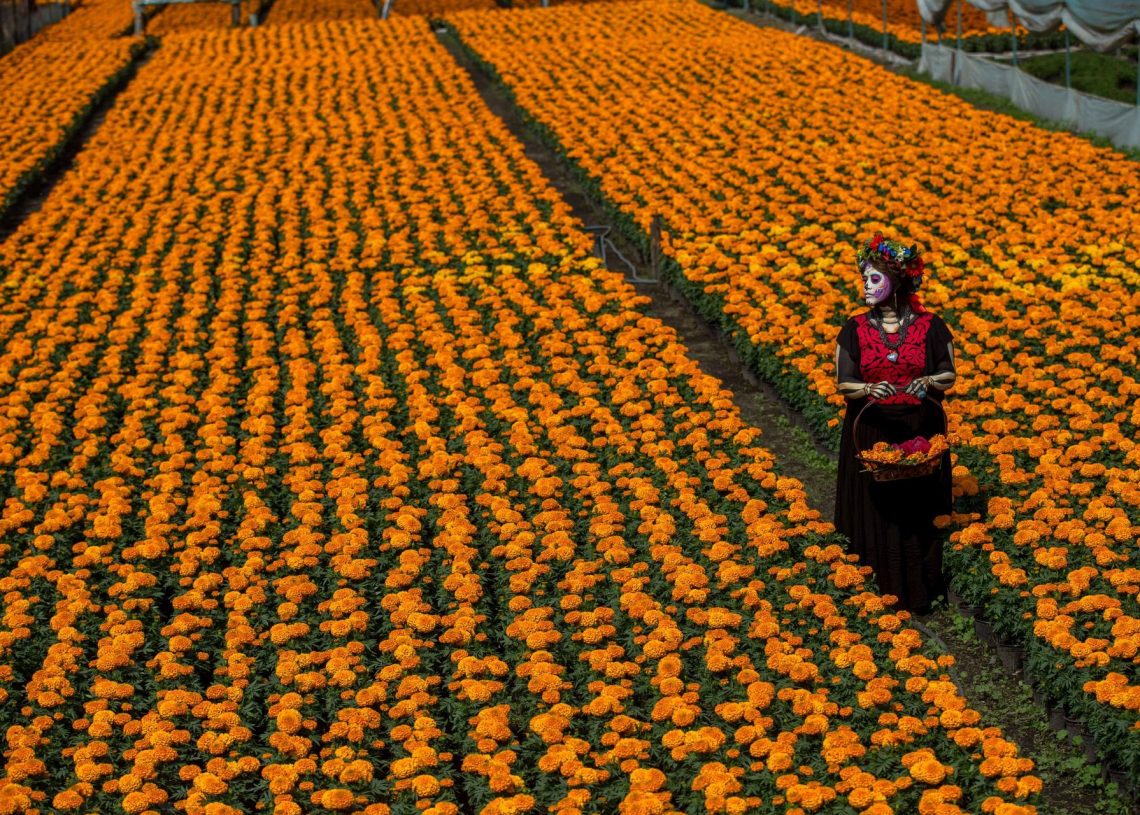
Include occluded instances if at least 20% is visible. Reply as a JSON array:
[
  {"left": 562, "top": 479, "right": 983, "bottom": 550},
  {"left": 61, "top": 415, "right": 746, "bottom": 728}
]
[{"left": 861, "top": 433, "right": 953, "bottom": 467}]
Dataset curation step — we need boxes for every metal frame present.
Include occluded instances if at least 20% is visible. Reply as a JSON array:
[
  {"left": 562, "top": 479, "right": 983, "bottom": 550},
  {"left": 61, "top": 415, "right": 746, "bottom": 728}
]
[
  {"left": 379, "top": 0, "right": 549, "bottom": 13},
  {"left": 133, "top": 0, "right": 240, "bottom": 34},
  {"left": 585, "top": 225, "right": 657, "bottom": 285}
]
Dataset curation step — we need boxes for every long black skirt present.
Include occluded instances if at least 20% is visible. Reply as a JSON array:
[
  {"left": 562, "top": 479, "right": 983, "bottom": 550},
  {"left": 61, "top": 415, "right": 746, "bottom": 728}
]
[{"left": 834, "top": 397, "right": 952, "bottom": 612}]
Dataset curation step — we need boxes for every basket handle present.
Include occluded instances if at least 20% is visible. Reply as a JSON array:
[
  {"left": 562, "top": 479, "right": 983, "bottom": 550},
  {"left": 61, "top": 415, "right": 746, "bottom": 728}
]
[{"left": 852, "top": 393, "right": 948, "bottom": 451}]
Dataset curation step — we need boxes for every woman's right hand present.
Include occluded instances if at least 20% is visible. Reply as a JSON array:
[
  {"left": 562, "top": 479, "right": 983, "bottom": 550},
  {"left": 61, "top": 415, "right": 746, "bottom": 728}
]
[{"left": 867, "top": 381, "right": 896, "bottom": 400}]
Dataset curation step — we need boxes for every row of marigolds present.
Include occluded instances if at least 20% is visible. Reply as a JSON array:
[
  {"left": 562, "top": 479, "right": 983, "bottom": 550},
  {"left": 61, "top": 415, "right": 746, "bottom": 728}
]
[
  {"left": 0, "top": 0, "right": 505, "bottom": 220},
  {"left": 146, "top": 0, "right": 518, "bottom": 32},
  {"left": 0, "top": 13, "right": 1039, "bottom": 815},
  {"left": 755, "top": 0, "right": 1060, "bottom": 55},
  {"left": 445, "top": 0, "right": 1140, "bottom": 777},
  {"left": 0, "top": 22, "right": 145, "bottom": 218},
  {"left": 756, "top": 0, "right": 994, "bottom": 48}
]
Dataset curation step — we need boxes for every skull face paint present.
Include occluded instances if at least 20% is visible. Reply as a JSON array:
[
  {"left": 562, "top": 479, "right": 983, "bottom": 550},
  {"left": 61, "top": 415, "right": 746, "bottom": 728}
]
[{"left": 862, "top": 264, "right": 892, "bottom": 306}]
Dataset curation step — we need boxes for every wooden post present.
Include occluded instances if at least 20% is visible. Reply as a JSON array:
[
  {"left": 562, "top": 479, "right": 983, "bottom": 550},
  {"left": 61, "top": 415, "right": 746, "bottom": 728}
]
[
  {"left": 133, "top": 0, "right": 144, "bottom": 34},
  {"left": 817, "top": 0, "right": 822, "bottom": 31},
  {"left": 649, "top": 215, "right": 663, "bottom": 281},
  {"left": 846, "top": 0, "right": 853, "bottom": 39}
]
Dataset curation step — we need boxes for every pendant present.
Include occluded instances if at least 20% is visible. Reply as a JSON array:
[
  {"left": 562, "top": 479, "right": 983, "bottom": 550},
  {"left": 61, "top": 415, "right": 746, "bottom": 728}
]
[{"left": 887, "top": 351, "right": 899, "bottom": 363}]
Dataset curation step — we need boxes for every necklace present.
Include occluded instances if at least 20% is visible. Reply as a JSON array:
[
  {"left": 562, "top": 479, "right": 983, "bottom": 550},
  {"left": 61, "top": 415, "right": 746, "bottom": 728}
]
[{"left": 871, "top": 307, "right": 910, "bottom": 363}]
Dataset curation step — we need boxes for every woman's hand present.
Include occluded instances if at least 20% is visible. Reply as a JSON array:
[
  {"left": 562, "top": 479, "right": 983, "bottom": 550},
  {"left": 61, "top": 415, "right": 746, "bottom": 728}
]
[
  {"left": 837, "top": 380, "right": 896, "bottom": 400},
  {"left": 867, "top": 381, "right": 896, "bottom": 399},
  {"left": 904, "top": 377, "right": 931, "bottom": 398}
]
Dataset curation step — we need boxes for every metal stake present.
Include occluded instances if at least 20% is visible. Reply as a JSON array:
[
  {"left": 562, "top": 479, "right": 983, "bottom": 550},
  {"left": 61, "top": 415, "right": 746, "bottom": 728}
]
[
  {"left": 649, "top": 215, "right": 663, "bottom": 282},
  {"left": 1010, "top": 11, "right": 1018, "bottom": 67},
  {"left": 847, "top": 0, "right": 853, "bottom": 39},
  {"left": 881, "top": 0, "right": 888, "bottom": 51},
  {"left": 955, "top": 0, "right": 963, "bottom": 85},
  {"left": 817, "top": 0, "right": 822, "bottom": 31},
  {"left": 1064, "top": 28, "right": 1071, "bottom": 89}
]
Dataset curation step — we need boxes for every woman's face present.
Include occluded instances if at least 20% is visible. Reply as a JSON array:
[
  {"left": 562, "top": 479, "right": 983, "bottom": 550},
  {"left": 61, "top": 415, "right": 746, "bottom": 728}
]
[{"left": 862, "top": 264, "right": 892, "bottom": 306}]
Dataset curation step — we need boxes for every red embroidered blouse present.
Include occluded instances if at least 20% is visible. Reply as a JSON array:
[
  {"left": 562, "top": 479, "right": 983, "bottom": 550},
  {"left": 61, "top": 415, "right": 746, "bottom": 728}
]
[{"left": 836, "top": 311, "right": 954, "bottom": 407}]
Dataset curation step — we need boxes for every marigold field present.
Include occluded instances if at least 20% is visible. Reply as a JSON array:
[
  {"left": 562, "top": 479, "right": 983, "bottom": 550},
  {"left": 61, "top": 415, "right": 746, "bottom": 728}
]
[
  {"left": 447, "top": 0, "right": 1140, "bottom": 776},
  {"left": 0, "top": 0, "right": 1134, "bottom": 813}
]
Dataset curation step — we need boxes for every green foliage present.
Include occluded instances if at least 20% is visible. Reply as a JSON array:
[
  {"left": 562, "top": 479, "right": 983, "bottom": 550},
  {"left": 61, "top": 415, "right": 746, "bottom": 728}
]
[
  {"left": 1014, "top": 47, "right": 1140, "bottom": 105},
  {"left": 771, "top": 412, "right": 837, "bottom": 478}
]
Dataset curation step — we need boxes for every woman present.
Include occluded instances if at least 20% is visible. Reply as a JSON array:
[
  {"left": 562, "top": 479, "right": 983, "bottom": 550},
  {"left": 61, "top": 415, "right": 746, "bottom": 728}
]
[{"left": 834, "top": 234, "right": 957, "bottom": 613}]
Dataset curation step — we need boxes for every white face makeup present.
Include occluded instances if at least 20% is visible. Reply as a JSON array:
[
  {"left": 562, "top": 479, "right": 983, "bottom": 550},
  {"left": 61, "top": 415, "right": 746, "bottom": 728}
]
[{"left": 862, "top": 264, "right": 892, "bottom": 306}]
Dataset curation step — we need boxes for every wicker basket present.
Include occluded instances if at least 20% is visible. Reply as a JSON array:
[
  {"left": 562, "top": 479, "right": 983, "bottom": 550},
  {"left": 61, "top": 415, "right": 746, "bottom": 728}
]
[{"left": 854, "top": 395, "right": 948, "bottom": 482}]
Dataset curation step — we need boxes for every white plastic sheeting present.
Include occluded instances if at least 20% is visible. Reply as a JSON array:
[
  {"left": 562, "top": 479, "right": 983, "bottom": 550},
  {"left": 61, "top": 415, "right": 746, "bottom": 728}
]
[
  {"left": 918, "top": 43, "right": 1140, "bottom": 149},
  {"left": 916, "top": 1, "right": 1140, "bottom": 51}
]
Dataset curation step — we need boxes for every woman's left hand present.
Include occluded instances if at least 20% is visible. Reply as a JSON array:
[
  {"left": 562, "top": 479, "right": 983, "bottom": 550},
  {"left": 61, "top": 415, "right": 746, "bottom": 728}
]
[{"left": 904, "top": 377, "right": 930, "bottom": 398}]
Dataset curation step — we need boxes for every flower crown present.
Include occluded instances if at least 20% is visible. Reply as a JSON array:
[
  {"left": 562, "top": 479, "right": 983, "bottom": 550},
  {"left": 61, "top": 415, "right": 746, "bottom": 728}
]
[{"left": 856, "top": 233, "right": 925, "bottom": 283}]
